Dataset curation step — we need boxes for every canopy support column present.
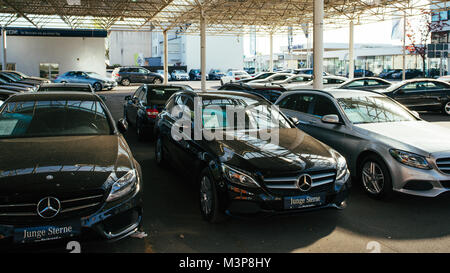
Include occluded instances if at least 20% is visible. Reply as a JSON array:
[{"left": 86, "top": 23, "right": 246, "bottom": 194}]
[
  {"left": 349, "top": 20, "right": 354, "bottom": 79},
  {"left": 313, "top": 0, "right": 324, "bottom": 89},
  {"left": 200, "top": 10, "right": 206, "bottom": 92},
  {"left": 163, "top": 30, "right": 169, "bottom": 84}
]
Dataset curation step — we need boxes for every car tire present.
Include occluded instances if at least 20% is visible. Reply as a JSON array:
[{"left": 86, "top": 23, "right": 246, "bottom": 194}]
[
  {"left": 121, "top": 78, "right": 131, "bottom": 86},
  {"left": 153, "top": 78, "right": 162, "bottom": 84},
  {"left": 199, "top": 168, "right": 227, "bottom": 223},
  {"left": 155, "top": 134, "right": 168, "bottom": 167},
  {"left": 93, "top": 82, "right": 102, "bottom": 92},
  {"left": 443, "top": 101, "right": 450, "bottom": 116},
  {"left": 359, "top": 154, "right": 393, "bottom": 200}
]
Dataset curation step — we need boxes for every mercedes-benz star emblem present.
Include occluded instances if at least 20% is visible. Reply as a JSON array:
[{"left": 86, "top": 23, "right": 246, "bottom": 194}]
[
  {"left": 296, "top": 174, "right": 313, "bottom": 192},
  {"left": 46, "top": 175, "right": 54, "bottom": 180},
  {"left": 37, "top": 197, "right": 61, "bottom": 219}
]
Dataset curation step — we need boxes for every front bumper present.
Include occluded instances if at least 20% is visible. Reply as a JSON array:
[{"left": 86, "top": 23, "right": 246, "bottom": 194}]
[
  {"left": 389, "top": 159, "right": 450, "bottom": 197},
  {"left": 0, "top": 187, "right": 143, "bottom": 245},
  {"left": 222, "top": 179, "right": 350, "bottom": 217},
  {"left": 102, "top": 81, "right": 117, "bottom": 89}
]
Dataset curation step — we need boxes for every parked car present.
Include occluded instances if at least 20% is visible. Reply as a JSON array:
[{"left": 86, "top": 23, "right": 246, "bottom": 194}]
[
  {"left": 235, "top": 72, "right": 277, "bottom": 83},
  {"left": 38, "top": 83, "right": 94, "bottom": 93},
  {"left": 112, "top": 67, "right": 163, "bottom": 86},
  {"left": 244, "top": 67, "right": 256, "bottom": 74},
  {"left": 0, "top": 77, "right": 36, "bottom": 92},
  {"left": 154, "top": 90, "right": 350, "bottom": 222},
  {"left": 0, "top": 72, "right": 37, "bottom": 87},
  {"left": 208, "top": 69, "right": 225, "bottom": 80},
  {"left": 275, "top": 89, "right": 450, "bottom": 199},
  {"left": 0, "top": 89, "right": 17, "bottom": 105},
  {"left": 124, "top": 84, "right": 193, "bottom": 140},
  {"left": 0, "top": 92, "right": 143, "bottom": 244},
  {"left": 347, "top": 69, "right": 374, "bottom": 78},
  {"left": 337, "top": 77, "right": 392, "bottom": 91},
  {"left": 55, "top": 71, "right": 117, "bottom": 91},
  {"left": 284, "top": 75, "right": 347, "bottom": 89},
  {"left": 171, "top": 70, "right": 190, "bottom": 81},
  {"left": 294, "top": 68, "right": 329, "bottom": 76},
  {"left": 379, "top": 79, "right": 450, "bottom": 115},
  {"left": 156, "top": 69, "right": 171, "bottom": 81},
  {"left": 189, "top": 69, "right": 209, "bottom": 81},
  {"left": 220, "top": 70, "right": 251, "bottom": 85},
  {"left": 272, "top": 74, "right": 313, "bottom": 85},
  {"left": 391, "top": 69, "right": 422, "bottom": 80},
  {"left": 2, "top": 70, "right": 51, "bottom": 84},
  {"left": 247, "top": 73, "right": 294, "bottom": 84},
  {"left": 218, "top": 82, "right": 286, "bottom": 103},
  {"left": 379, "top": 69, "right": 402, "bottom": 79}
]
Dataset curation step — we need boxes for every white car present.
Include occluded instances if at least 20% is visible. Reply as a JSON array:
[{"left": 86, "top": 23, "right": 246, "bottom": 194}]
[
  {"left": 220, "top": 70, "right": 251, "bottom": 85},
  {"left": 248, "top": 73, "right": 294, "bottom": 84},
  {"left": 271, "top": 74, "right": 313, "bottom": 85},
  {"left": 283, "top": 75, "right": 348, "bottom": 89}
]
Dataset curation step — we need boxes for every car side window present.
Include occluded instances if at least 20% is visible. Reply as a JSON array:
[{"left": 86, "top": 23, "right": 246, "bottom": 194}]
[
  {"left": 401, "top": 83, "right": 420, "bottom": 92},
  {"left": 138, "top": 68, "right": 148, "bottom": 74},
  {"left": 138, "top": 87, "right": 147, "bottom": 104},
  {"left": 134, "top": 87, "right": 143, "bottom": 99},
  {"left": 278, "top": 94, "right": 315, "bottom": 114},
  {"left": 346, "top": 80, "right": 364, "bottom": 87},
  {"left": 312, "top": 96, "right": 339, "bottom": 117}
]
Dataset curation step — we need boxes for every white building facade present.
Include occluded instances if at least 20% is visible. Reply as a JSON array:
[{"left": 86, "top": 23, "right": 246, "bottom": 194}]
[
  {"left": 151, "top": 31, "right": 244, "bottom": 72},
  {"left": 2, "top": 28, "right": 107, "bottom": 79}
]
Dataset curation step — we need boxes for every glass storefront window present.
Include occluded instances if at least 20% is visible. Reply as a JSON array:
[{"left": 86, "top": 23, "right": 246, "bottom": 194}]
[{"left": 40, "top": 63, "right": 59, "bottom": 80}]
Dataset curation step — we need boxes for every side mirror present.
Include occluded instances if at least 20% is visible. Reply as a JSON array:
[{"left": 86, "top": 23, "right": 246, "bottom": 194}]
[
  {"left": 411, "top": 111, "right": 420, "bottom": 119},
  {"left": 117, "top": 118, "right": 128, "bottom": 134},
  {"left": 289, "top": 116, "right": 300, "bottom": 126},
  {"left": 322, "top": 114, "right": 341, "bottom": 124}
]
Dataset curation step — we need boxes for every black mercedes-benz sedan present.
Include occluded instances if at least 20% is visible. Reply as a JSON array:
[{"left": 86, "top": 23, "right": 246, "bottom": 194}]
[
  {"left": 0, "top": 92, "right": 143, "bottom": 244},
  {"left": 124, "top": 84, "right": 193, "bottom": 141},
  {"left": 154, "top": 90, "right": 350, "bottom": 223}
]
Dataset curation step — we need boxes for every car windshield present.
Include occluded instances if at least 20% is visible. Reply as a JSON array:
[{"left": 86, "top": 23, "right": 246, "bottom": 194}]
[
  {"left": 200, "top": 96, "right": 292, "bottom": 130},
  {"left": 337, "top": 96, "right": 417, "bottom": 124},
  {"left": 148, "top": 87, "right": 182, "bottom": 101},
  {"left": 86, "top": 72, "right": 101, "bottom": 77},
  {"left": 0, "top": 100, "right": 112, "bottom": 138}
]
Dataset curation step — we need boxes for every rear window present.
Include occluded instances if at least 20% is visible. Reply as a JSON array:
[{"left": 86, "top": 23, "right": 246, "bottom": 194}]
[
  {"left": 0, "top": 100, "right": 112, "bottom": 138},
  {"left": 148, "top": 87, "right": 183, "bottom": 101}
]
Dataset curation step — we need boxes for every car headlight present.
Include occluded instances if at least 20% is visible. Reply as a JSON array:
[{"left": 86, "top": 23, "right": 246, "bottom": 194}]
[
  {"left": 106, "top": 169, "right": 138, "bottom": 202},
  {"left": 333, "top": 151, "right": 350, "bottom": 185},
  {"left": 389, "top": 149, "right": 431, "bottom": 170},
  {"left": 222, "top": 164, "right": 260, "bottom": 188}
]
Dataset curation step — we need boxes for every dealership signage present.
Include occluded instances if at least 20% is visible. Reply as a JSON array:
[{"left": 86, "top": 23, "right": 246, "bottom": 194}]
[{"left": 5, "top": 27, "right": 107, "bottom": 38}]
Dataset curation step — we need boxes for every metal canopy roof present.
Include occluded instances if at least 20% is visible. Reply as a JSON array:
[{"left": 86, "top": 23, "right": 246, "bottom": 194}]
[{"left": 0, "top": 0, "right": 446, "bottom": 34}]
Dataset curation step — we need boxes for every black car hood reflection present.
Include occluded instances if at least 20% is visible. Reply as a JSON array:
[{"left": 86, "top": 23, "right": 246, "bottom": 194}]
[
  {"left": 0, "top": 135, "right": 133, "bottom": 195},
  {"left": 203, "top": 128, "right": 336, "bottom": 176}
]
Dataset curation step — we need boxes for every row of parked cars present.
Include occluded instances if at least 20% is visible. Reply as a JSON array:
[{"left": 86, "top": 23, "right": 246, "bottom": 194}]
[
  {"left": 1, "top": 68, "right": 450, "bottom": 244},
  {"left": 119, "top": 75, "right": 450, "bottom": 225}
]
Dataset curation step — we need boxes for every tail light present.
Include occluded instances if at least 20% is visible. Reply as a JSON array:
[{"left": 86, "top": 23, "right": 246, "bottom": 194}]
[
  {"left": 115, "top": 73, "right": 120, "bottom": 77},
  {"left": 235, "top": 77, "right": 240, "bottom": 80},
  {"left": 146, "top": 108, "right": 159, "bottom": 119}
]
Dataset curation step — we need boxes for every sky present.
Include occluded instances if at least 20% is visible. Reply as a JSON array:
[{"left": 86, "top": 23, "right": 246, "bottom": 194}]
[{"left": 243, "top": 19, "right": 404, "bottom": 57}]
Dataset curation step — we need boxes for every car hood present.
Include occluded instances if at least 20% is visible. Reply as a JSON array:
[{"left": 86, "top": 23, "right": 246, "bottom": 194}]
[
  {"left": 204, "top": 128, "right": 338, "bottom": 176},
  {"left": 0, "top": 135, "right": 134, "bottom": 195},
  {"left": 354, "top": 121, "right": 450, "bottom": 155}
]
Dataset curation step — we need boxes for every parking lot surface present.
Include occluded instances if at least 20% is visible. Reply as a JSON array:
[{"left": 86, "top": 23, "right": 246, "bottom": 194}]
[{"left": 13, "top": 82, "right": 450, "bottom": 253}]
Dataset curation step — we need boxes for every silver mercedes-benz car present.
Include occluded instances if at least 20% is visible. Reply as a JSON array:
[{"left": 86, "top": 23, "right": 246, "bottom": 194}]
[{"left": 275, "top": 89, "right": 450, "bottom": 199}]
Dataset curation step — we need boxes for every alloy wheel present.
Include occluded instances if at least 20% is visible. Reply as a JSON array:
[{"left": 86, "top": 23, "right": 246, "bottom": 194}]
[
  {"left": 445, "top": 102, "right": 450, "bottom": 115},
  {"left": 361, "top": 161, "right": 385, "bottom": 194},
  {"left": 121, "top": 79, "right": 130, "bottom": 86},
  {"left": 200, "top": 176, "right": 213, "bottom": 215}
]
